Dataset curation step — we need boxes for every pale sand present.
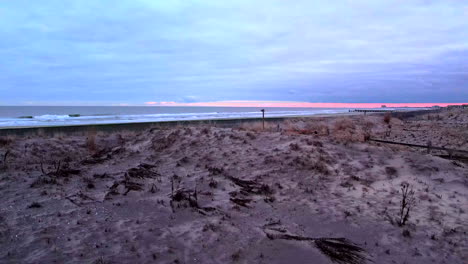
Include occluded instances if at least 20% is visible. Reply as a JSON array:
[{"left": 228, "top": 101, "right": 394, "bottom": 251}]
[{"left": 0, "top": 108, "right": 466, "bottom": 263}]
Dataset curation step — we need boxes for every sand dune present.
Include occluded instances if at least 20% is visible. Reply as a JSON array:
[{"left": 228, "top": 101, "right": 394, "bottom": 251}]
[{"left": 0, "top": 109, "right": 467, "bottom": 263}]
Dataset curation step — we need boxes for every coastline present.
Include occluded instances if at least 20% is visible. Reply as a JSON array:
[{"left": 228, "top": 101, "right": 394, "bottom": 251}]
[{"left": 0, "top": 112, "right": 360, "bottom": 136}]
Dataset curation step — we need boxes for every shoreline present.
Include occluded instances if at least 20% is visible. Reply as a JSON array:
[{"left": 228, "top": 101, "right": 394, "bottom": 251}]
[
  {"left": 0, "top": 108, "right": 441, "bottom": 137},
  {"left": 0, "top": 112, "right": 361, "bottom": 136},
  {"left": 0, "top": 107, "right": 439, "bottom": 132}
]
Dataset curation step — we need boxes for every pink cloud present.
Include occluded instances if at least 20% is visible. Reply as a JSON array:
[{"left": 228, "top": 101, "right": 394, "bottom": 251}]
[
  {"left": 145, "top": 101, "right": 178, "bottom": 106},
  {"left": 145, "top": 100, "right": 466, "bottom": 108}
]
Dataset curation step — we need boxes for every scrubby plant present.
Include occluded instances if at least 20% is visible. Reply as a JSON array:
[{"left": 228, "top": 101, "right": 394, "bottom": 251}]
[
  {"left": 383, "top": 113, "right": 392, "bottom": 124},
  {"left": 397, "top": 183, "right": 415, "bottom": 226}
]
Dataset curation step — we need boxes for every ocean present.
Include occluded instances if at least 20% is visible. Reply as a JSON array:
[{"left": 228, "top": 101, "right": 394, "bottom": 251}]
[{"left": 0, "top": 106, "right": 401, "bottom": 128}]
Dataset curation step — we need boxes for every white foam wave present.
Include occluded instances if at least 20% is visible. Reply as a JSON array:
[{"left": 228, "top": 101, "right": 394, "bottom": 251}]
[{"left": 0, "top": 109, "right": 353, "bottom": 128}]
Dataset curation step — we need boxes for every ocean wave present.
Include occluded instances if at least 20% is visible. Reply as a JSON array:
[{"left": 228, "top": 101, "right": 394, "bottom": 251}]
[{"left": 1, "top": 109, "right": 351, "bottom": 128}]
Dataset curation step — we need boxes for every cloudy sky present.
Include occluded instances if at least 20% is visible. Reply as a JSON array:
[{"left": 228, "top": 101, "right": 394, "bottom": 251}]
[{"left": 1, "top": 0, "right": 467, "bottom": 106}]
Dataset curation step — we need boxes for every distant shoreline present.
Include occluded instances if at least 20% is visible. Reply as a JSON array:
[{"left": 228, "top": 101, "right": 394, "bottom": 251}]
[
  {"left": 0, "top": 112, "right": 363, "bottom": 136},
  {"left": 0, "top": 108, "right": 442, "bottom": 137}
]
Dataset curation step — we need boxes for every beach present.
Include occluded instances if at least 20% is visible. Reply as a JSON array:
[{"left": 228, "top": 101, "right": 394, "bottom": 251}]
[
  {"left": 0, "top": 106, "right": 428, "bottom": 128},
  {"left": 0, "top": 108, "right": 467, "bottom": 263}
]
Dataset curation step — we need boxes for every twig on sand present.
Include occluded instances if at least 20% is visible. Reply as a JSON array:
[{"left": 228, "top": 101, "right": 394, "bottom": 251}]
[
  {"left": 3, "top": 150, "right": 9, "bottom": 165},
  {"left": 263, "top": 227, "right": 370, "bottom": 264},
  {"left": 65, "top": 192, "right": 100, "bottom": 207}
]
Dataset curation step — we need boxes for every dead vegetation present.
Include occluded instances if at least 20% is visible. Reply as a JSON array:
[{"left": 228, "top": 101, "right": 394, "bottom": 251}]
[
  {"left": 385, "top": 183, "right": 416, "bottom": 227},
  {"left": 127, "top": 163, "right": 160, "bottom": 179},
  {"left": 27, "top": 202, "right": 42, "bottom": 209},
  {"left": 383, "top": 113, "right": 392, "bottom": 124},
  {"left": 397, "top": 183, "right": 416, "bottom": 226},
  {"left": 30, "top": 160, "right": 81, "bottom": 188},
  {"left": 1, "top": 150, "right": 10, "bottom": 169},
  {"left": 263, "top": 224, "right": 369, "bottom": 264}
]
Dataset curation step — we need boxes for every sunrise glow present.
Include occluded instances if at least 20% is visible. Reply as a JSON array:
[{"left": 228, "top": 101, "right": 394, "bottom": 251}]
[{"left": 144, "top": 101, "right": 466, "bottom": 108}]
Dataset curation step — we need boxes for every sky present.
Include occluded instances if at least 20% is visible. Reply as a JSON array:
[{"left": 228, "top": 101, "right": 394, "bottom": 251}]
[{"left": 1, "top": 0, "right": 467, "bottom": 106}]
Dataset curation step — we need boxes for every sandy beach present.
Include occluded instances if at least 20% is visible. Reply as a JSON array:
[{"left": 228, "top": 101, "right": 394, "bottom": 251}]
[{"left": 0, "top": 108, "right": 467, "bottom": 264}]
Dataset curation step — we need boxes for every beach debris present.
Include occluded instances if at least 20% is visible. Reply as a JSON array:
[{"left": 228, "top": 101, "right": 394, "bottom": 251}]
[
  {"left": 227, "top": 176, "right": 273, "bottom": 196},
  {"left": 93, "top": 172, "right": 111, "bottom": 179},
  {"left": 208, "top": 179, "right": 218, "bottom": 188},
  {"left": 81, "top": 148, "right": 112, "bottom": 165},
  {"left": 127, "top": 163, "right": 160, "bottom": 179},
  {"left": 65, "top": 192, "right": 98, "bottom": 207},
  {"left": 27, "top": 202, "right": 42, "bottom": 209},
  {"left": 229, "top": 197, "right": 252, "bottom": 207},
  {"left": 263, "top": 225, "right": 370, "bottom": 264},
  {"left": 121, "top": 173, "right": 144, "bottom": 195},
  {"left": 105, "top": 181, "right": 120, "bottom": 199},
  {"left": 169, "top": 175, "right": 198, "bottom": 210},
  {"left": 206, "top": 165, "right": 224, "bottom": 176},
  {"left": 226, "top": 176, "right": 274, "bottom": 208},
  {"left": 40, "top": 160, "right": 80, "bottom": 178}
]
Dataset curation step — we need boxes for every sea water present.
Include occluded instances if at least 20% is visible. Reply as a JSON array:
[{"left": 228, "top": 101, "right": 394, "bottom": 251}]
[{"left": 0, "top": 106, "right": 406, "bottom": 128}]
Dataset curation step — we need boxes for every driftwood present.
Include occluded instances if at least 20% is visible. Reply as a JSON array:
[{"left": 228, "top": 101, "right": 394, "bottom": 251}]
[
  {"left": 65, "top": 192, "right": 100, "bottom": 207},
  {"left": 230, "top": 197, "right": 252, "bottom": 207},
  {"left": 263, "top": 227, "right": 370, "bottom": 264},
  {"left": 227, "top": 176, "right": 273, "bottom": 195},
  {"left": 127, "top": 163, "right": 161, "bottom": 180}
]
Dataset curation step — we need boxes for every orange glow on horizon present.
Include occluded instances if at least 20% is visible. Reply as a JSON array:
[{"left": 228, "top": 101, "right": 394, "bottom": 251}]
[{"left": 144, "top": 101, "right": 466, "bottom": 108}]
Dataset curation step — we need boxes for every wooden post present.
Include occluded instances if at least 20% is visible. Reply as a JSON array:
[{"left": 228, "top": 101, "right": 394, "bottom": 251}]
[
  {"left": 261, "top": 109, "right": 265, "bottom": 130},
  {"left": 427, "top": 140, "right": 432, "bottom": 154}
]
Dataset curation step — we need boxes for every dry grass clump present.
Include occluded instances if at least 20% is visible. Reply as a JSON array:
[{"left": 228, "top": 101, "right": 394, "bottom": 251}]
[
  {"left": 333, "top": 118, "right": 355, "bottom": 131},
  {"left": 383, "top": 113, "right": 392, "bottom": 124},
  {"left": 299, "top": 121, "right": 330, "bottom": 135},
  {"left": 271, "top": 117, "right": 375, "bottom": 143},
  {"left": 152, "top": 130, "right": 179, "bottom": 151},
  {"left": 0, "top": 137, "right": 12, "bottom": 147},
  {"left": 331, "top": 118, "right": 367, "bottom": 143},
  {"left": 385, "top": 166, "right": 398, "bottom": 179},
  {"left": 276, "top": 118, "right": 331, "bottom": 136},
  {"left": 238, "top": 121, "right": 276, "bottom": 132}
]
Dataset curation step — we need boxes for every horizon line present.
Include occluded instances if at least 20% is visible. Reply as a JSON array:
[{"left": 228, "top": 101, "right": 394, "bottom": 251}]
[
  {"left": 2, "top": 101, "right": 467, "bottom": 108},
  {"left": 143, "top": 101, "right": 467, "bottom": 108}
]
